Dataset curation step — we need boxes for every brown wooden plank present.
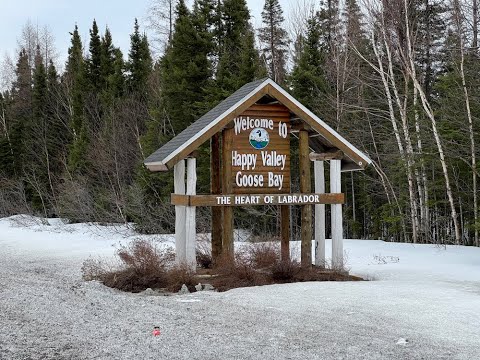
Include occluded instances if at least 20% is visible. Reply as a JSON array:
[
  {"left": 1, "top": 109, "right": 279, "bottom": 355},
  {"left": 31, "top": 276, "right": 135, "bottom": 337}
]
[
  {"left": 211, "top": 133, "right": 223, "bottom": 263},
  {"left": 171, "top": 193, "right": 345, "bottom": 206},
  {"left": 281, "top": 205, "right": 290, "bottom": 261},
  {"left": 171, "top": 193, "right": 190, "bottom": 206},
  {"left": 309, "top": 150, "right": 344, "bottom": 161},
  {"left": 240, "top": 112, "right": 290, "bottom": 118},
  {"left": 299, "top": 129, "right": 312, "bottom": 268},
  {"left": 222, "top": 128, "right": 234, "bottom": 259},
  {"left": 247, "top": 104, "right": 290, "bottom": 112}
]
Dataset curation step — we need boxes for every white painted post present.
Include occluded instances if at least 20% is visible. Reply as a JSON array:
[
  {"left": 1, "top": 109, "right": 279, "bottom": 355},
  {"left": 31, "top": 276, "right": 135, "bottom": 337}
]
[
  {"left": 330, "top": 159, "right": 343, "bottom": 270},
  {"left": 185, "top": 158, "right": 197, "bottom": 271},
  {"left": 174, "top": 161, "right": 186, "bottom": 265},
  {"left": 314, "top": 160, "right": 326, "bottom": 267}
]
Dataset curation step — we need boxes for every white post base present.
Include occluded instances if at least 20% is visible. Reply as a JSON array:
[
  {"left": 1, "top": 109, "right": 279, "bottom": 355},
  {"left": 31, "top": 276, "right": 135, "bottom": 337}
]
[
  {"left": 314, "top": 160, "right": 326, "bottom": 267},
  {"left": 174, "top": 161, "right": 186, "bottom": 265},
  {"left": 330, "top": 159, "right": 343, "bottom": 270}
]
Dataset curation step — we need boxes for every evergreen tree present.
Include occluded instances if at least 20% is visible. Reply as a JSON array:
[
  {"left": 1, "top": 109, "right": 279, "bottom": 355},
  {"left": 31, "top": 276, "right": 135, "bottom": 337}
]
[
  {"left": 414, "top": 0, "right": 447, "bottom": 100},
  {"left": 161, "top": 0, "right": 212, "bottom": 133},
  {"left": 127, "top": 19, "right": 153, "bottom": 95},
  {"left": 259, "top": 0, "right": 289, "bottom": 84},
  {"left": 100, "top": 27, "right": 125, "bottom": 102},
  {"left": 289, "top": 14, "right": 329, "bottom": 109},
  {"left": 33, "top": 46, "right": 47, "bottom": 127},
  {"left": 8, "top": 49, "right": 33, "bottom": 175},
  {"left": 45, "top": 59, "right": 66, "bottom": 178},
  {"left": 65, "top": 26, "right": 88, "bottom": 174},
  {"left": 215, "top": 0, "right": 261, "bottom": 95},
  {"left": 27, "top": 45, "right": 50, "bottom": 211},
  {"left": 110, "top": 48, "right": 125, "bottom": 98},
  {"left": 87, "top": 19, "right": 102, "bottom": 91}
]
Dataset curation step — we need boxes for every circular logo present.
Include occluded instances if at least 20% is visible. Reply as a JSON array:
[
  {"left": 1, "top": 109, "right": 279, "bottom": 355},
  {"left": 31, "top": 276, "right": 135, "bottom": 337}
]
[{"left": 249, "top": 128, "right": 270, "bottom": 149}]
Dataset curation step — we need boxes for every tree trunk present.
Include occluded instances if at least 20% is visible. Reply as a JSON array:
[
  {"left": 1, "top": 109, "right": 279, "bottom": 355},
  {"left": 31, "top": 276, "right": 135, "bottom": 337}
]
[
  {"left": 453, "top": 0, "right": 478, "bottom": 246},
  {"left": 403, "top": 0, "right": 461, "bottom": 245}
]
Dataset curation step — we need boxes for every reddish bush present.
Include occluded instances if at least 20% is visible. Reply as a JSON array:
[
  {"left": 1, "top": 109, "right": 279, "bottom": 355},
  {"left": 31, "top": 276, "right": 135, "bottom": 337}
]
[{"left": 82, "top": 239, "right": 363, "bottom": 293}]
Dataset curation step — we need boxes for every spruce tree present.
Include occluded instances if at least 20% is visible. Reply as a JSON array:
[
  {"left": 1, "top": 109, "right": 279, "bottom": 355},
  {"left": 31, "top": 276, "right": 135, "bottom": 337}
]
[
  {"left": 110, "top": 48, "right": 125, "bottom": 98},
  {"left": 33, "top": 46, "right": 47, "bottom": 127},
  {"left": 27, "top": 45, "right": 50, "bottom": 211},
  {"left": 100, "top": 27, "right": 124, "bottom": 103},
  {"left": 9, "top": 49, "right": 32, "bottom": 175},
  {"left": 65, "top": 26, "right": 88, "bottom": 174},
  {"left": 289, "top": 15, "right": 329, "bottom": 109},
  {"left": 127, "top": 19, "right": 153, "bottom": 95},
  {"left": 161, "top": 0, "right": 212, "bottom": 133},
  {"left": 215, "top": 0, "right": 261, "bottom": 96},
  {"left": 87, "top": 19, "right": 102, "bottom": 91},
  {"left": 46, "top": 59, "right": 66, "bottom": 178},
  {"left": 100, "top": 27, "right": 114, "bottom": 85},
  {"left": 259, "top": 0, "right": 289, "bottom": 84}
]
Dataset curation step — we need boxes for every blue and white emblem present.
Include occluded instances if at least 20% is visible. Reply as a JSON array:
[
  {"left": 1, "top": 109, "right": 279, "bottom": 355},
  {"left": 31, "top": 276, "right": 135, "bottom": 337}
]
[{"left": 249, "top": 128, "right": 269, "bottom": 149}]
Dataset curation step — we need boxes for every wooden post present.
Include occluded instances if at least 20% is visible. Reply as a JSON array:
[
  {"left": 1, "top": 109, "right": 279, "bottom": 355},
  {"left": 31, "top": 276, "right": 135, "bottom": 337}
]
[
  {"left": 174, "top": 160, "right": 186, "bottom": 265},
  {"left": 299, "top": 130, "right": 312, "bottom": 267},
  {"left": 222, "top": 128, "right": 234, "bottom": 259},
  {"left": 280, "top": 205, "right": 290, "bottom": 261},
  {"left": 185, "top": 157, "right": 197, "bottom": 271},
  {"left": 314, "top": 160, "right": 326, "bottom": 267},
  {"left": 330, "top": 159, "right": 343, "bottom": 270},
  {"left": 211, "top": 133, "right": 223, "bottom": 263}
]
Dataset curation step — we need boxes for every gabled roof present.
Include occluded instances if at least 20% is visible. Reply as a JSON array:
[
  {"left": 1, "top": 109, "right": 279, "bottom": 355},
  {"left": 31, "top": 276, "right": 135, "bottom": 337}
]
[{"left": 144, "top": 78, "right": 371, "bottom": 172}]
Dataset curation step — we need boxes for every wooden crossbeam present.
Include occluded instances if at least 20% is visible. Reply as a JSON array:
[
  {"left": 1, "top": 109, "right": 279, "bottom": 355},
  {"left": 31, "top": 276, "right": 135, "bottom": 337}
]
[{"left": 309, "top": 150, "right": 344, "bottom": 161}]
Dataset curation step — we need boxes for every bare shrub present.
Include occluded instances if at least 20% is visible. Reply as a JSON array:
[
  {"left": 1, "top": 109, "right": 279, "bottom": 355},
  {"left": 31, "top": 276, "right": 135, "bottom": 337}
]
[
  {"left": 116, "top": 239, "right": 171, "bottom": 274},
  {"left": 208, "top": 243, "right": 363, "bottom": 291},
  {"left": 82, "top": 238, "right": 175, "bottom": 292},
  {"left": 271, "top": 259, "right": 301, "bottom": 282},
  {"left": 196, "top": 236, "right": 212, "bottom": 269},
  {"left": 82, "top": 239, "right": 363, "bottom": 294},
  {"left": 166, "top": 265, "right": 197, "bottom": 292},
  {"left": 248, "top": 242, "right": 280, "bottom": 269},
  {"left": 0, "top": 177, "right": 31, "bottom": 216},
  {"left": 81, "top": 257, "right": 109, "bottom": 281}
]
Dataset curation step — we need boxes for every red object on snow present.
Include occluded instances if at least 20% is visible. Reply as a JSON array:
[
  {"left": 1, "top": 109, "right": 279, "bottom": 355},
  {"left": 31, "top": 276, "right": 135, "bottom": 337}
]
[{"left": 153, "top": 327, "right": 161, "bottom": 336}]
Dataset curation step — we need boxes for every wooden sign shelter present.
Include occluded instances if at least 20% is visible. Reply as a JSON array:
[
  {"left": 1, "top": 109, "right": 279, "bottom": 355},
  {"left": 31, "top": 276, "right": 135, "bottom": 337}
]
[{"left": 144, "top": 78, "right": 371, "bottom": 271}]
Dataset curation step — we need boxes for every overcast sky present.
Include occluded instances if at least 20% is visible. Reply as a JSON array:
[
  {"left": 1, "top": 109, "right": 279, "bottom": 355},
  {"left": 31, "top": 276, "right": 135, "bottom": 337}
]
[{"left": 0, "top": 0, "right": 293, "bottom": 69}]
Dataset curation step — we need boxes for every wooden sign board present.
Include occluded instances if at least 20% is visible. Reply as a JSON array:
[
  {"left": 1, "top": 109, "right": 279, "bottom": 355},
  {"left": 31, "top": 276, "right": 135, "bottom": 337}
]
[
  {"left": 230, "top": 104, "right": 290, "bottom": 194},
  {"left": 171, "top": 193, "right": 345, "bottom": 207}
]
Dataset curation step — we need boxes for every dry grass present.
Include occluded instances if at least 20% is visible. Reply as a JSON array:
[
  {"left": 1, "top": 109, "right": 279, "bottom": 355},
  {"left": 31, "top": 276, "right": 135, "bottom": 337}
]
[{"left": 82, "top": 239, "right": 363, "bottom": 293}]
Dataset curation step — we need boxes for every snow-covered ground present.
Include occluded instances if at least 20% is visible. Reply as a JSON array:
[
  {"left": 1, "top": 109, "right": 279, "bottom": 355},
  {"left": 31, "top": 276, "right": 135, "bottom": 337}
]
[{"left": 0, "top": 215, "right": 479, "bottom": 359}]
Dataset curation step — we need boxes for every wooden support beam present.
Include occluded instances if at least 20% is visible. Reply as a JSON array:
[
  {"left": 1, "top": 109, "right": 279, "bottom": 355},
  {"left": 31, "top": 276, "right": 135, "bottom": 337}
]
[
  {"left": 211, "top": 133, "right": 222, "bottom": 264},
  {"left": 280, "top": 205, "right": 290, "bottom": 261},
  {"left": 309, "top": 150, "right": 344, "bottom": 161},
  {"left": 299, "top": 129, "right": 312, "bottom": 268},
  {"left": 314, "top": 161, "right": 326, "bottom": 268},
  {"left": 222, "top": 128, "right": 234, "bottom": 259},
  {"left": 330, "top": 159, "right": 343, "bottom": 270},
  {"left": 174, "top": 161, "right": 186, "bottom": 265},
  {"left": 185, "top": 158, "right": 197, "bottom": 271}
]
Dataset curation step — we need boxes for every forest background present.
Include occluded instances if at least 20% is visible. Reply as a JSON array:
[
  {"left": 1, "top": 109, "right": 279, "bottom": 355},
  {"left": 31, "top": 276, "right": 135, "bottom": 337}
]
[{"left": 1, "top": 0, "right": 479, "bottom": 247}]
